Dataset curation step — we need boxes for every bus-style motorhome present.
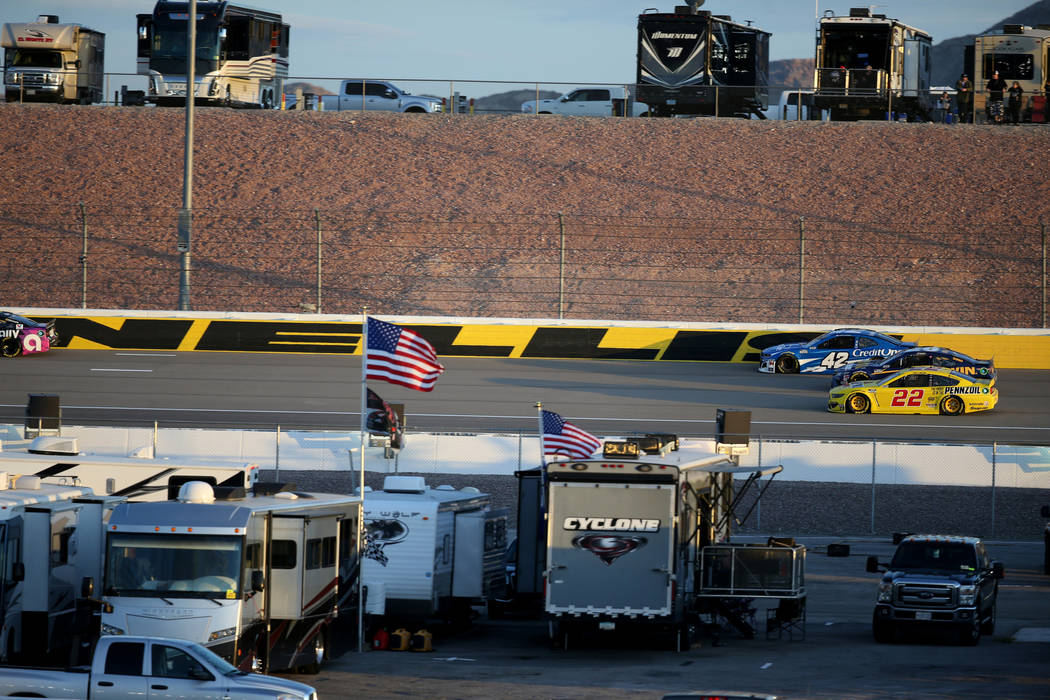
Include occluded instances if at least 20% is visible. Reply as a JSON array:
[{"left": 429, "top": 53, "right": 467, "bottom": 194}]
[
  {"left": 100, "top": 481, "right": 360, "bottom": 674},
  {"left": 136, "top": 1, "right": 289, "bottom": 108}
]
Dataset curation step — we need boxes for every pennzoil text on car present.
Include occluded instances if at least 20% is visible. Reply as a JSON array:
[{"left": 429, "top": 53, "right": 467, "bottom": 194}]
[
  {"left": 759, "top": 328, "right": 916, "bottom": 374},
  {"left": 830, "top": 346, "right": 995, "bottom": 386}
]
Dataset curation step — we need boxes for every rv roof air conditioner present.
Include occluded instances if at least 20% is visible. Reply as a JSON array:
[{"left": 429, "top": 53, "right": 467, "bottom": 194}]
[
  {"left": 383, "top": 476, "right": 426, "bottom": 493},
  {"left": 460, "top": 486, "right": 481, "bottom": 494},
  {"left": 27, "top": 436, "right": 80, "bottom": 455},
  {"left": 177, "top": 480, "right": 216, "bottom": 504},
  {"left": 13, "top": 475, "right": 42, "bottom": 490},
  {"left": 849, "top": 8, "right": 871, "bottom": 17}
]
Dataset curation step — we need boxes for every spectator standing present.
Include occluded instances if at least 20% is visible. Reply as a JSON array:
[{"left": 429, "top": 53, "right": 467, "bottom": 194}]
[
  {"left": 1007, "top": 81, "right": 1024, "bottom": 124},
  {"left": 937, "top": 91, "right": 953, "bottom": 123},
  {"left": 987, "top": 71, "right": 1007, "bottom": 123},
  {"left": 955, "top": 74, "right": 973, "bottom": 122}
]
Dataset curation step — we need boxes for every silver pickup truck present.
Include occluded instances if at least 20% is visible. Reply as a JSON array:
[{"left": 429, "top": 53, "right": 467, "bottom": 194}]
[{"left": 0, "top": 635, "right": 318, "bottom": 699}]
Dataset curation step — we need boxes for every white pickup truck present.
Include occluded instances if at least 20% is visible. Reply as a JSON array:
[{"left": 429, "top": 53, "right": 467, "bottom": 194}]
[
  {"left": 521, "top": 86, "right": 649, "bottom": 117},
  {"left": 0, "top": 635, "right": 318, "bottom": 699},
  {"left": 287, "top": 79, "right": 445, "bottom": 113}
]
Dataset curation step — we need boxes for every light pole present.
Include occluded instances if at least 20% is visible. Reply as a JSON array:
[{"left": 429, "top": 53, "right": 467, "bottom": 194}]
[{"left": 177, "top": 0, "right": 197, "bottom": 310}]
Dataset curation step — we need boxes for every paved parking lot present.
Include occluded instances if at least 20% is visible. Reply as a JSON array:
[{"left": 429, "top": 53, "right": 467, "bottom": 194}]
[{"left": 279, "top": 537, "right": 1050, "bottom": 699}]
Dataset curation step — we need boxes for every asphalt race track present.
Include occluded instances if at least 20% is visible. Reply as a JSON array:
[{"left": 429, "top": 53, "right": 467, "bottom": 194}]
[{"left": 1, "top": 350, "right": 1048, "bottom": 445}]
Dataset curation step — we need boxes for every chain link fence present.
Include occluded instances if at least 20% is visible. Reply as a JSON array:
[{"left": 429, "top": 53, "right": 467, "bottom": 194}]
[{"left": 1, "top": 204, "right": 1046, "bottom": 327}]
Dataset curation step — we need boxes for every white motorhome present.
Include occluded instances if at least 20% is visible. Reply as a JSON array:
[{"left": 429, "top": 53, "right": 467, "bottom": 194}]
[
  {"left": 2, "top": 14, "right": 104, "bottom": 104},
  {"left": 361, "top": 476, "right": 507, "bottom": 623},
  {"left": 100, "top": 481, "right": 360, "bottom": 674},
  {"left": 0, "top": 448, "right": 259, "bottom": 502},
  {"left": 0, "top": 475, "right": 114, "bottom": 664}
]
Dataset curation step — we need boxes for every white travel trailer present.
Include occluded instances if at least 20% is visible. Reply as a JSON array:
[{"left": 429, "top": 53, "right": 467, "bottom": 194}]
[
  {"left": 973, "top": 24, "right": 1050, "bottom": 122},
  {"left": 0, "top": 474, "right": 115, "bottom": 665},
  {"left": 0, "top": 449, "right": 259, "bottom": 501},
  {"left": 100, "top": 481, "right": 360, "bottom": 674},
  {"left": 361, "top": 476, "right": 507, "bottom": 623}
]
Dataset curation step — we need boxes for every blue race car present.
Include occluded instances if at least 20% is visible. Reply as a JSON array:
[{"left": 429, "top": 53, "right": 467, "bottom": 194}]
[
  {"left": 758, "top": 328, "right": 916, "bottom": 374},
  {"left": 830, "top": 346, "right": 995, "bottom": 386}
]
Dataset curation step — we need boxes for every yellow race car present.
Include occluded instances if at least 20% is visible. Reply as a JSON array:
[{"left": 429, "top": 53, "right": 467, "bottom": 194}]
[{"left": 827, "top": 366, "right": 998, "bottom": 415}]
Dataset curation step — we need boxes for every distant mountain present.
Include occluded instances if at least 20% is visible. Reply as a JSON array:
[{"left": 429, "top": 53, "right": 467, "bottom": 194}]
[{"left": 931, "top": 0, "right": 1050, "bottom": 86}]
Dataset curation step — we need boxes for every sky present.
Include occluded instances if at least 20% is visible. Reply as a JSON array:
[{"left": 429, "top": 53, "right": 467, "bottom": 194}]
[{"left": 12, "top": 1, "right": 1037, "bottom": 89}]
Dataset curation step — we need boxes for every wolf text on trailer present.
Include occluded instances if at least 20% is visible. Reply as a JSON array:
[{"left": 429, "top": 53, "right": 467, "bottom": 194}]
[
  {"left": 636, "top": 2, "right": 770, "bottom": 118},
  {"left": 100, "top": 481, "right": 360, "bottom": 674},
  {"left": 813, "top": 8, "right": 933, "bottom": 121},
  {"left": 973, "top": 24, "right": 1050, "bottom": 123},
  {"left": 136, "top": 1, "right": 289, "bottom": 108},
  {"left": 2, "top": 15, "right": 104, "bottom": 105}
]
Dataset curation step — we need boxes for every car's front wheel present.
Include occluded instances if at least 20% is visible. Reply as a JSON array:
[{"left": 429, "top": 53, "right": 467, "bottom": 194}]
[
  {"left": 872, "top": 616, "right": 894, "bottom": 643},
  {"left": 0, "top": 337, "right": 21, "bottom": 357},
  {"left": 980, "top": 602, "right": 996, "bottom": 635},
  {"left": 847, "top": 393, "right": 870, "bottom": 414},
  {"left": 940, "top": 395, "right": 965, "bottom": 415},
  {"left": 958, "top": 617, "right": 981, "bottom": 645},
  {"left": 775, "top": 354, "right": 799, "bottom": 373}
]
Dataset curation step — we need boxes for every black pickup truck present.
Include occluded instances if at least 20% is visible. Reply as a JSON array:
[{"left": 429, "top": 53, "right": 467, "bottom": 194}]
[{"left": 866, "top": 534, "right": 1003, "bottom": 645}]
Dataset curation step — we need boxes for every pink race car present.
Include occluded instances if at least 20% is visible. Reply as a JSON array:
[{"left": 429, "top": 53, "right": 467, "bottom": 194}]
[{"left": 0, "top": 311, "right": 58, "bottom": 357}]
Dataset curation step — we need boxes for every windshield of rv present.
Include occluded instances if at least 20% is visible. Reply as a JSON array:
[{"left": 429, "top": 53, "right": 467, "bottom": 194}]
[
  {"left": 6, "top": 48, "right": 63, "bottom": 68},
  {"left": 150, "top": 14, "right": 220, "bottom": 75},
  {"left": 822, "top": 27, "right": 889, "bottom": 69},
  {"left": 890, "top": 541, "right": 977, "bottom": 573},
  {"left": 105, "top": 533, "right": 242, "bottom": 598}
]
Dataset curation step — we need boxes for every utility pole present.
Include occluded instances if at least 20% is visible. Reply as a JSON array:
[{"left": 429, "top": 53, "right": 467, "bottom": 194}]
[{"left": 177, "top": 0, "right": 197, "bottom": 310}]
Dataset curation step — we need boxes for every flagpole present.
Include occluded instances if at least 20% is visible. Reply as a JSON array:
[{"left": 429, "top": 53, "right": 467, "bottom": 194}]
[
  {"left": 535, "top": 402, "right": 546, "bottom": 467},
  {"left": 357, "top": 310, "right": 368, "bottom": 653}
]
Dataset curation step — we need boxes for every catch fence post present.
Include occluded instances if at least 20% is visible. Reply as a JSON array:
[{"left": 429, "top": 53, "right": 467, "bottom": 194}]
[
  {"left": 558, "top": 212, "right": 566, "bottom": 319},
  {"left": 80, "top": 202, "right": 88, "bottom": 308},
  {"left": 870, "top": 439, "right": 877, "bottom": 534},
  {"left": 1041, "top": 222, "right": 1046, "bottom": 328},
  {"left": 275, "top": 424, "right": 280, "bottom": 480},
  {"left": 991, "top": 442, "right": 997, "bottom": 537},
  {"left": 315, "top": 208, "right": 322, "bottom": 313},
  {"left": 798, "top": 217, "right": 805, "bottom": 324}
]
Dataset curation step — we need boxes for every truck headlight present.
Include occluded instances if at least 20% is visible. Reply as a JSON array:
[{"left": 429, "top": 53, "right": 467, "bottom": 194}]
[
  {"left": 101, "top": 623, "right": 125, "bottom": 635},
  {"left": 8, "top": 72, "right": 21, "bottom": 84},
  {"left": 522, "top": 104, "right": 533, "bottom": 113},
  {"left": 958, "top": 585, "right": 976, "bottom": 605},
  {"left": 208, "top": 626, "right": 237, "bottom": 642},
  {"left": 876, "top": 582, "right": 893, "bottom": 602},
  {"left": 46, "top": 73, "right": 62, "bottom": 85}
]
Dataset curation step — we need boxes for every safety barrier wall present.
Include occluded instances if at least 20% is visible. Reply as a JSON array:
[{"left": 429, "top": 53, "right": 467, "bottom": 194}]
[{"left": 14, "top": 308, "right": 1050, "bottom": 369}]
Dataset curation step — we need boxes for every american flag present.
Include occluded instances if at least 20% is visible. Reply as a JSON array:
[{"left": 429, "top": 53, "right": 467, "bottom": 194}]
[
  {"left": 541, "top": 409, "right": 602, "bottom": 460},
  {"left": 365, "top": 317, "right": 445, "bottom": 392}
]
